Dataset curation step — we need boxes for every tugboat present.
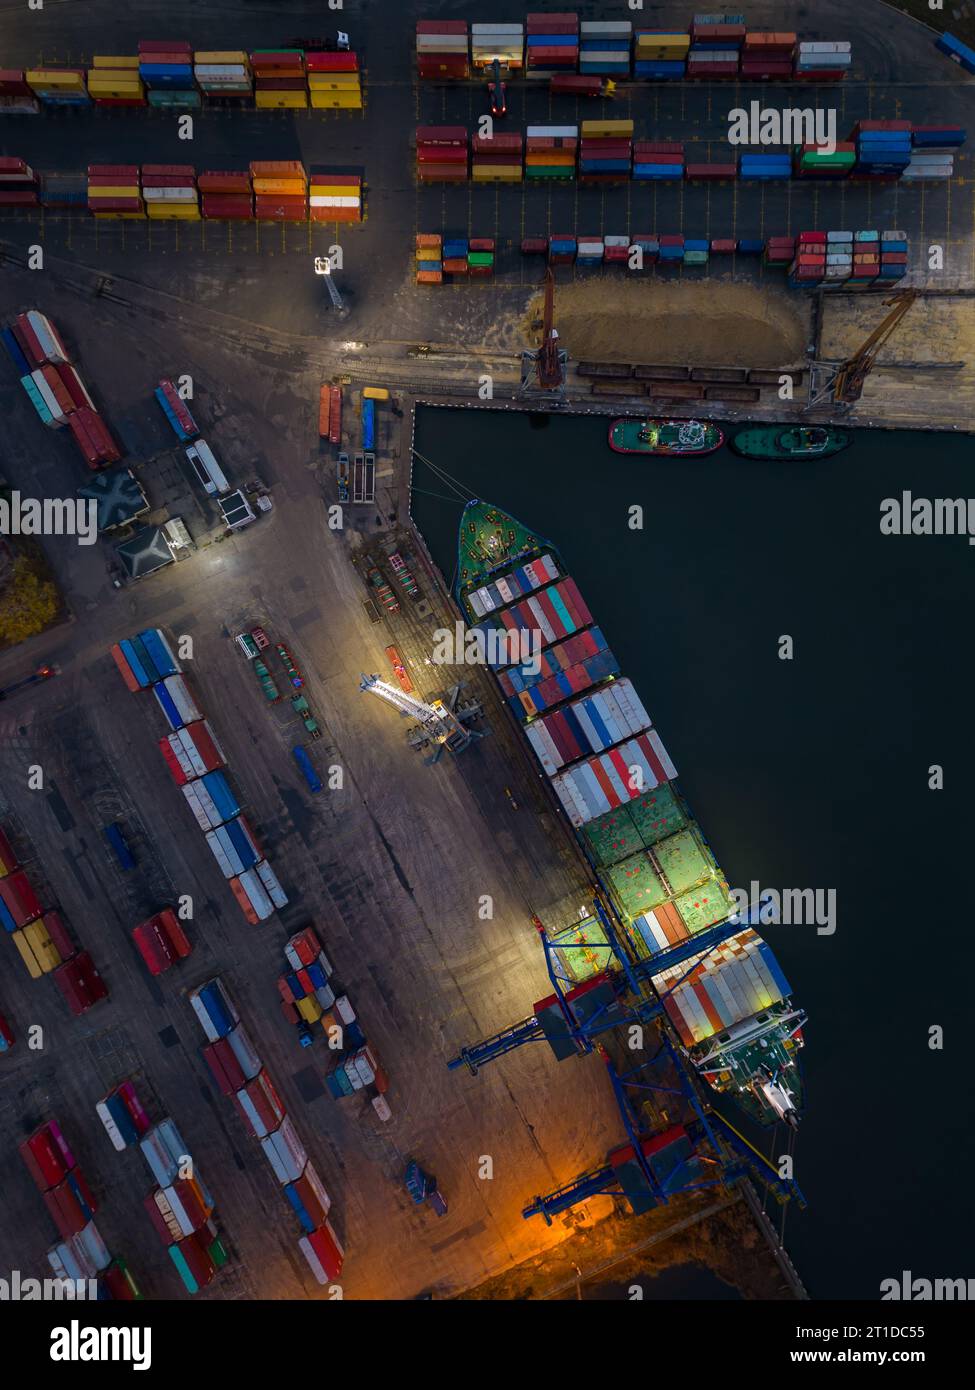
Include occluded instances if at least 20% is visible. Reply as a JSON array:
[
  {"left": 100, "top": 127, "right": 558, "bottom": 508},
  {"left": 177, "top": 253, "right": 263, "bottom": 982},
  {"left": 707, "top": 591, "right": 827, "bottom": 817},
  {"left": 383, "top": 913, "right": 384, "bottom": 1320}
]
[
  {"left": 609, "top": 418, "right": 724, "bottom": 456},
  {"left": 730, "top": 424, "right": 852, "bottom": 460}
]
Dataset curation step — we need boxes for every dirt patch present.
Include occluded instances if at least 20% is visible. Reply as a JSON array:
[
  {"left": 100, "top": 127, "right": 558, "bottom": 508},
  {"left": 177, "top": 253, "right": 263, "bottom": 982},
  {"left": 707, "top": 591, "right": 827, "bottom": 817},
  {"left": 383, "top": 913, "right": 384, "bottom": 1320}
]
[{"left": 526, "top": 278, "right": 810, "bottom": 367}]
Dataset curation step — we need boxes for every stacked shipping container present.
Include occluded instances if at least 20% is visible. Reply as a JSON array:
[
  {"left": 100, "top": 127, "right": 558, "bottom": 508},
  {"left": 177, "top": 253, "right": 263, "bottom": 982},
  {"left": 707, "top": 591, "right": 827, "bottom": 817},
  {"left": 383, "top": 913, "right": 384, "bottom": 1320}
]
[
  {"left": 416, "top": 20, "right": 469, "bottom": 80},
  {"left": 526, "top": 13, "right": 579, "bottom": 78}
]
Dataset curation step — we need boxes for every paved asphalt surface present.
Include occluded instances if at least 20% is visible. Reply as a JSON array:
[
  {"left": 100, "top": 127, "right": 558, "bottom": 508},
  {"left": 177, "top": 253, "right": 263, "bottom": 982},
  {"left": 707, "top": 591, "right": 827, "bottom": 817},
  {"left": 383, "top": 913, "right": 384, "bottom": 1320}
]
[{"left": 0, "top": 0, "right": 972, "bottom": 1302}]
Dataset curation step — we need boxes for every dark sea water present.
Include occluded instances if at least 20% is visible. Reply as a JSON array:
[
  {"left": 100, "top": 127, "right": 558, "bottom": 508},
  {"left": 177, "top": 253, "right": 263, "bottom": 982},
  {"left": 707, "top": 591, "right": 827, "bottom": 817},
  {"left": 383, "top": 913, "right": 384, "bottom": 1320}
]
[{"left": 412, "top": 405, "right": 975, "bottom": 1301}]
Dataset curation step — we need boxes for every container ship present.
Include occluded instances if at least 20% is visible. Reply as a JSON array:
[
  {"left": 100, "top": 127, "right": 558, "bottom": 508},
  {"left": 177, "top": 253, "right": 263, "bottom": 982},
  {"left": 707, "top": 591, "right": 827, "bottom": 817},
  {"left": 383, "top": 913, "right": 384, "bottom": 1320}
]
[{"left": 456, "top": 499, "right": 805, "bottom": 1127}]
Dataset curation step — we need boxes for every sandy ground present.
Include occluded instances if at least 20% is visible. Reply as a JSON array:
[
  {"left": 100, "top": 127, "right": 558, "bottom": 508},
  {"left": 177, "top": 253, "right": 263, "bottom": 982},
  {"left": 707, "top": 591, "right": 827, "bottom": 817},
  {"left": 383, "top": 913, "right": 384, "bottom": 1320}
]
[
  {"left": 821, "top": 295, "right": 975, "bottom": 427},
  {"left": 526, "top": 280, "right": 810, "bottom": 368}
]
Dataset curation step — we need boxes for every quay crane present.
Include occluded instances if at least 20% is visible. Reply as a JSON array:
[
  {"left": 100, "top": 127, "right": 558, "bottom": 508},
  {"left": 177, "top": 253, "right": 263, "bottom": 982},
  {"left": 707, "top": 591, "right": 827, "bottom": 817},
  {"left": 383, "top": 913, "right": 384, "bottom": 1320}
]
[
  {"left": 808, "top": 288, "right": 919, "bottom": 408},
  {"left": 448, "top": 900, "right": 805, "bottom": 1222}
]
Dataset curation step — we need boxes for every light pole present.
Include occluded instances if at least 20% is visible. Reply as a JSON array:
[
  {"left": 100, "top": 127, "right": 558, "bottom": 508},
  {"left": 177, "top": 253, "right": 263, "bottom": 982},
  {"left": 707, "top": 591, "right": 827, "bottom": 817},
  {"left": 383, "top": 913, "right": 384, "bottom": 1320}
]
[{"left": 314, "top": 255, "right": 347, "bottom": 316}]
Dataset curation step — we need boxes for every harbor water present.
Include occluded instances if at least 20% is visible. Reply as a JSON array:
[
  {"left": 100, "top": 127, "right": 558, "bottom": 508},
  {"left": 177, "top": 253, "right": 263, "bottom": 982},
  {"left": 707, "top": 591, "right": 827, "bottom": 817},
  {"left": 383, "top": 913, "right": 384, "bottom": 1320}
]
[{"left": 412, "top": 405, "right": 975, "bottom": 1301}]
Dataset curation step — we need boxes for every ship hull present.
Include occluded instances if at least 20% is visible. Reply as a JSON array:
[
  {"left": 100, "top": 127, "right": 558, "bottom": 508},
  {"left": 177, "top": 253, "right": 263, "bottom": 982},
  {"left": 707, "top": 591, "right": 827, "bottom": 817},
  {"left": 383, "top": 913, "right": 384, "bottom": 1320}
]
[
  {"left": 609, "top": 418, "right": 725, "bottom": 456},
  {"left": 730, "top": 425, "right": 852, "bottom": 460}
]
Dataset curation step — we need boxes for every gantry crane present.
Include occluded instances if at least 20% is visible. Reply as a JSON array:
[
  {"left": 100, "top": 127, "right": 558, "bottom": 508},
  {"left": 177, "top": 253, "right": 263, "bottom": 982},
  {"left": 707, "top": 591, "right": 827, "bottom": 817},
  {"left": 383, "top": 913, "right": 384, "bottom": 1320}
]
[
  {"left": 808, "top": 288, "right": 919, "bottom": 408},
  {"left": 519, "top": 267, "right": 568, "bottom": 398},
  {"left": 359, "top": 673, "right": 472, "bottom": 755},
  {"left": 447, "top": 898, "right": 806, "bottom": 1219}
]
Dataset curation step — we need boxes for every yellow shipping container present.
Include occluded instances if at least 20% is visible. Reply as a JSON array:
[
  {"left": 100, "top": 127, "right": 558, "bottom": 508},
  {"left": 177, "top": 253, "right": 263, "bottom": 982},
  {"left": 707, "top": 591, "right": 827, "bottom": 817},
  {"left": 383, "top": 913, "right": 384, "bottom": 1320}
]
[
  {"left": 87, "top": 185, "right": 141, "bottom": 198},
  {"left": 472, "top": 166, "right": 522, "bottom": 180},
  {"left": 255, "top": 89, "right": 308, "bottom": 109},
  {"left": 93, "top": 211, "right": 147, "bottom": 219},
  {"left": 251, "top": 177, "right": 307, "bottom": 195},
  {"left": 416, "top": 247, "right": 441, "bottom": 261},
  {"left": 23, "top": 918, "right": 61, "bottom": 973},
  {"left": 11, "top": 929, "right": 43, "bottom": 980},
  {"left": 362, "top": 387, "right": 389, "bottom": 401},
  {"left": 297, "top": 995, "right": 323, "bottom": 1023},
  {"left": 635, "top": 35, "right": 689, "bottom": 50},
  {"left": 581, "top": 119, "right": 634, "bottom": 138},
  {"left": 88, "top": 80, "right": 145, "bottom": 97},
  {"left": 146, "top": 203, "right": 201, "bottom": 219},
  {"left": 92, "top": 55, "right": 140, "bottom": 68},
  {"left": 193, "top": 50, "right": 249, "bottom": 64},
  {"left": 307, "top": 73, "right": 360, "bottom": 89},
  {"left": 26, "top": 69, "right": 86, "bottom": 89},
  {"left": 310, "top": 91, "right": 362, "bottom": 109},
  {"left": 310, "top": 182, "right": 362, "bottom": 195}
]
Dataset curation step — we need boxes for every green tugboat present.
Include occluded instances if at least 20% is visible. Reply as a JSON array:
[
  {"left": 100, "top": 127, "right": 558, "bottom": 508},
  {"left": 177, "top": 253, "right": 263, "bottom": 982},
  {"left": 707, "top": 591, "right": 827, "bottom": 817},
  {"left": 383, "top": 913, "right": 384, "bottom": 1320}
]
[
  {"left": 730, "top": 425, "right": 852, "bottom": 460},
  {"left": 609, "top": 418, "right": 724, "bottom": 456}
]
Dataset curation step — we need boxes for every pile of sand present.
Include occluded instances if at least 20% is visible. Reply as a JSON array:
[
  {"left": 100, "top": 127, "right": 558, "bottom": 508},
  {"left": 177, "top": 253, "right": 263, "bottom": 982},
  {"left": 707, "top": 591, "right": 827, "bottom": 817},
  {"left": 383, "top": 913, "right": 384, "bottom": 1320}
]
[{"left": 526, "top": 277, "right": 809, "bottom": 366}]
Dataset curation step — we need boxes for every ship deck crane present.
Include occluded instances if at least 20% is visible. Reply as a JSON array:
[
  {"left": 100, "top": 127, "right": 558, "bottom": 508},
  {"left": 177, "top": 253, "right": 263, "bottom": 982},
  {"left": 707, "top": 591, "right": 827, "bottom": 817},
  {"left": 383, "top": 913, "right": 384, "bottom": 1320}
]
[
  {"left": 359, "top": 673, "right": 472, "bottom": 754},
  {"left": 808, "top": 288, "right": 919, "bottom": 408}
]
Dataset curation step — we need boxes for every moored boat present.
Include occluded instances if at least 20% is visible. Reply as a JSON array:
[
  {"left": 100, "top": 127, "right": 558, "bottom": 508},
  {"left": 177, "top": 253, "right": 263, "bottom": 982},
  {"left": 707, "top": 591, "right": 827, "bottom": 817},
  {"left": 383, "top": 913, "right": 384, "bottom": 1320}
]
[
  {"left": 609, "top": 417, "right": 724, "bottom": 456},
  {"left": 730, "top": 424, "right": 852, "bottom": 460}
]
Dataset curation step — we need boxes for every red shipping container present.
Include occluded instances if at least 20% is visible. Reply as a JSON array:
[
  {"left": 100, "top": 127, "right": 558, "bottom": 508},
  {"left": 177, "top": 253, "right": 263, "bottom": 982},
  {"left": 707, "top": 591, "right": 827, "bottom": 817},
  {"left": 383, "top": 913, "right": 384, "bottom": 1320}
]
[
  {"left": 710, "top": 239, "right": 737, "bottom": 253},
  {"left": 417, "top": 146, "right": 468, "bottom": 164},
  {"left": 254, "top": 198, "right": 307, "bottom": 221},
  {"left": 286, "top": 927, "right": 319, "bottom": 967},
  {"left": 116, "top": 1082, "right": 150, "bottom": 1135},
  {"left": 305, "top": 52, "right": 359, "bottom": 72},
  {"left": 418, "top": 56, "right": 469, "bottom": 78},
  {"left": 53, "top": 952, "right": 108, "bottom": 1016},
  {"left": 198, "top": 171, "right": 251, "bottom": 191},
  {"left": 416, "top": 125, "right": 467, "bottom": 145},
  {"left": 684, "top": 164, "right": 737, "bottom": 179},
  {"left": 469, "top": 238, "right": 495, "bottom": 252},
  {"left": 416, "top": 19, "right": 467, "bottom": 32},
  {"left": 42, "top": 911, "right": 76, "bottom": 961},
  {"left": 141, "top": 163, "right": 194, "bottom": 177},
  {"left": 521, "top": 237, "right": 548, "bottom": 254},
  {"left": 203, "top": 1037, "right": 247, "bottom": 1095},
  {"left": 14, "top": 314, "right": 47, "bottom": 367},
  {"left": 133, "top": 922, "right": 173, "bottom": 976},
  {"left": 0, "top": 825, "right": 18, "bottom": 874},
  {"left": 305, "top": 1221, "right": 344, "bottom": 1281},
  {"left": 156, "top": 908, "right": 192, "bottom": 959},
  {"left": 280, "top": 998, "right": 300, "bottom": 1025},
  {"left": 40, "top": 365, "right": 75, "bottom": 416},
  {"left": 44, "top": 1184, "right": 86, "bottom": 1239},
  {"left": 21, "top": 1125, "right": 72, "bottom": 1190},
  {"left": 0, "top": 870, "right": 42, "bottom": 926},
  {"left": 55, "top": 364, "right": 92, "bottom": 410},
  {"left": 471, "top": 134, "right": 522, "bottom": 153},
  {"left": 87, "top": 164, "right": 139, "bottom": 177},
  {"left": 143, "top": 1193, "right": 175, "bottom": 1246},
  {"left": 550, "top": 74, "right": 601, "bottom": 95},
  {"left": 0, "top": 191, "right": 38, "bottom": 206},
  {"left": 202, "top": 196, "right": 253, "bottom": 219},
  {"left": 176, "top": 1232, "right": 216, "bottom": 1286}
]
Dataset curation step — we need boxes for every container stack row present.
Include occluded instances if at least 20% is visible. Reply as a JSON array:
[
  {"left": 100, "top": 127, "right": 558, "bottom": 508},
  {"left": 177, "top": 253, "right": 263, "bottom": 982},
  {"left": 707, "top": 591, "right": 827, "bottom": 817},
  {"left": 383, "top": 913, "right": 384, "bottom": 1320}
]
[
  {"left": 1, "top": 45, "right": 362, "bottom": 113},
  {"left": 23, "top": 1120, "right": 142, "bottom": 1301},
  {"left": 415, "top": 13, "right": 850, "bottom": 82},
  {"left": 1, "top": 827, "right": 107, "bottom": 1012},
  {"left": 416, "top": 126, "right": 468, "bottom": 182},
  {"left": 416, "top": 20, "right": 469, "bottom": 80},
  {"left": 134, "top": 1108, "right": 228, "bottom": 1294},
  {"left": 1, "top": 310, "right": 120, "bottom": 466},
  {"left": 526, "top": 12, "right": 579, "bottom": 77},
  {"left": 472, "top": 131, "right": 522, "bottom": 183},
  {"left": 526, "top": 125, "right": 577, "bottom": 180},
  {"left": 579, "top": 119, "right": 633, "bottom": 183},
  {"left": 0, "top": 155, "right": 38, "bottom": 207},
  {"left": 191, "top": 977, "right": 345, "bottom": 1287},
  {"left": 786, "top": 230, "right": 908, "bottom": 287},
  {"left": 310, "top": 169, "right": 363, "bottom": 223},
  {"left": 471, "top": 22, "right": 524, "bottom": 72},
  {"left": 416, "top": 228, "right": 908, "bottom": 284},
  {"left": 111, "top": 627, "right": 289, "bottom": 925},
  {"left": 579, "top": 21, "right": 632, "bottom": 75},
  {"left": 414, "top": 123, "right": 962, "bottom": 183}
]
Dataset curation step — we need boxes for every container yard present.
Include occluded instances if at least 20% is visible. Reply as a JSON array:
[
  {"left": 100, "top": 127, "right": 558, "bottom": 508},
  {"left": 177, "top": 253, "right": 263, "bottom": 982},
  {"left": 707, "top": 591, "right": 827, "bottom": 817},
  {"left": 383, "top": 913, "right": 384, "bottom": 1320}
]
[{"left": 0, "top": 0, "right": 972, "bottom": 1362}]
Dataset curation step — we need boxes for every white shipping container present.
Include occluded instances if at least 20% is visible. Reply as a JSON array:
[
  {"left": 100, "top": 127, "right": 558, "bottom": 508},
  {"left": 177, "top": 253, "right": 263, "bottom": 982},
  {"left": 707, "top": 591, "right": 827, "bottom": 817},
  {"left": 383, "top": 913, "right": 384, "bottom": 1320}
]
[
  {"left": 30, "top": 370, "right": 66, "bottom": 424},
  {"left": 298, "top": 1234, "right": 330, "bottom": 1285},
  {"left": 153, "top": 1190, "right": 185, "bottom": 1241},
  {"left": 182, "top": 781, "right": 219, "bottom": 831},
  {"left": 72, "top": 1222, "right": 111, "bottom": 1272},
  {"left": 316, "top": 948, "right": 333, "bottom": 977},
  {"left": 314, "top": 983, "right": 336, "bottom": 1009},
  {"left": 236, "top": 1087, "right": 273, "bottom": 1138},
  {"left": 255, "top": 859, "right": 288, "bottom": 909},
  {"left": 527, "top": 125, "right": 578, "bottom": 138},
  {"left": 416, "top": 35, "right": 469, "bottom": 52},
  {"left": 471, "top": 24, "right": 524, "bottom": 36},
  {"left": 262, "top": 1138, "right": 291, "bottom": 1185},
  {"left": 143, "top": 187, "right": 197, "bottom": 203},
  {"left": 261, "top": 1119, "right": 305, "bottom": 1183},
  {"left": 48, "top": 1240, "right": 95, "bottom": 1282},
  {"left": 526, "top": 721, "right": 562, "bottom": 776},
  {"left": 372, "top": 1094, "right": 392, "bottom": 1122},
  {"left": 343, "top": 1062, "right": 365, "bottom": 1091},
  {"left": 235, "top": 867, "right": 274, "bottom": 921},
  {"left": 581, "top": 21, "right": 633, "bottom": 36},
  {"left": 205, "top": 829, "right": 240, "bottom": 879},
  {"left": 334, "top": 995, "right": 356, "bottom": 1025},
  {"left": 308, "top": 195, "right": 361, "bottom": 208},
  {"left": 194, "top": 64, "right": 249, "bottom": 77},
  {"left": 95, "top": 1100, "right": 128, "bottom": 1153},
  {"left": 163, "top": 675, "right": 201, "bottom": 725},
  {"left": 226, "top": 1023, "right": 262, "bottom": 1080},
  {"left": 27, "top": 310, "right": 71, "bottom": 364}
]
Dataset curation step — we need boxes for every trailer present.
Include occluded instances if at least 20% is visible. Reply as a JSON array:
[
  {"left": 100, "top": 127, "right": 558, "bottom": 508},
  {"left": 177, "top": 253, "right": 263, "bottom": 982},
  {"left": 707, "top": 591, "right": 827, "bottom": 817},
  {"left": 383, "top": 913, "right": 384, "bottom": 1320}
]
[{"left": 352, "top": 451, "right": 375, "bottom": 504}]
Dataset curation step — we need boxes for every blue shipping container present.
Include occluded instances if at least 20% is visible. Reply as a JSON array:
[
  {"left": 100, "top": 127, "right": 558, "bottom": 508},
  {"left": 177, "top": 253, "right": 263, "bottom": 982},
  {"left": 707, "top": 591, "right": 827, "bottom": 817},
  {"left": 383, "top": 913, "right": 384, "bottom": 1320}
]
[
  {"left": 292, "top": 745, "right": 323, "bottom": 793},
  {"left": 103, "top": 822, "right": 136, "bottom": 871},
  {"left": 153, "top": 683, "right": 184, "bottom": 731},
  {"left": 138, "top": 628, "right": 180, "bottom": 677},
  {"left": 362, "top": 397, "right": 375, "bottom": 450},
  {"left": 198, "top": 982, "right": 235, "bottom": 1037},
  {"left": 1, "top": 326, "right": 32, "bottom": 376},
  {"left": 201, "top": 771, "right": 240, "bottom": 823},
  {"left": 104, "top": 1092, "right": 140, "bottom": 1147}
]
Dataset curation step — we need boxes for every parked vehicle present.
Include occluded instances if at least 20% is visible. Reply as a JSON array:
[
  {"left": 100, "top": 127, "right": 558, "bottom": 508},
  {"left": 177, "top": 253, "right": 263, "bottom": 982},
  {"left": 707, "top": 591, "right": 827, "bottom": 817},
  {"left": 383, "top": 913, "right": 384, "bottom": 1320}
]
[
  {"left": 155, "top": 378, "right": 199, "bottom": 442},
  {"left": 185, "top": 439, "right": 230, "bottom": 495},
  {"left": 103, "top": 822, "right": 135, "bottom": 871}
]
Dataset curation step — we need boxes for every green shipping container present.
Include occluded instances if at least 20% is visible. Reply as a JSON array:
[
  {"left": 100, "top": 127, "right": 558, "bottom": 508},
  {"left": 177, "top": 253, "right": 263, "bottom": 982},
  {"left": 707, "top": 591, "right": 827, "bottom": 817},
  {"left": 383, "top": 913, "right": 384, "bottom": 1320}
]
[
  {"left": 683, "top": 250, "right": 709, "bottom": 266},
  {"left": 583, "top": 806, "right": 645, "bottom": 867},
  {"left": 630, "top": 784, "right": 687, "bottom": 848},
  {"left": 526, "top": 167, "right": 576, "bottom": 178},
  {"left": 468, "top": 252, "right": 494, "bottom": 267},
  {"left": 548, "top": 915, "right": 611, "bottom": 984},
  {"left": 147, "top": 89, "right": 201, "bottom": 108},
  {"left": 673, "top": 878, "right": 734, "bottom": 933},
  {"left": 607, "top": 852, "right": 668, "bottom": 917},
  {"left": 653, "top": 827, "right": 713, "bottom": 895},
  {"left": 208, "top": 1237, "right": 229, "bottom": 1268}
]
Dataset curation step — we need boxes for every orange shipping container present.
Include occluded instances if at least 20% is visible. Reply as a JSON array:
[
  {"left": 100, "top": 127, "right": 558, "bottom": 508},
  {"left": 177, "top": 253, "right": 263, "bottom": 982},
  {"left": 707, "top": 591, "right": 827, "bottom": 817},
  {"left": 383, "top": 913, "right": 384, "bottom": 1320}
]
[
  {"left": 415, "top": 233, "right": 442, "bottom": 249},
  {"left": 416, "top": 270, "right": 443, "bottom": 284},
  {"left": 249, "top": 159, "right": 305, "bottom": 179},
  {"left": 318, "top": 385, "right": 331, "bottom": 437}
]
